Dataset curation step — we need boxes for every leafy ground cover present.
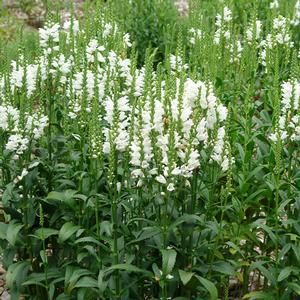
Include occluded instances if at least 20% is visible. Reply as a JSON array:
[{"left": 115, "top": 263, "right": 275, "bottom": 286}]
[{"left": 0, "top": 0, "right": 300, "bottom": 299}]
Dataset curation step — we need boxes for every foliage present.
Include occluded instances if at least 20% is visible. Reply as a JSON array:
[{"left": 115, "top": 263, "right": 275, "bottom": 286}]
[
  {"left": 108, "top": 0, "right": 181, "bottom": 66},
  {"left": 0, "top": 1, "right": 300, "bottom": 300}
]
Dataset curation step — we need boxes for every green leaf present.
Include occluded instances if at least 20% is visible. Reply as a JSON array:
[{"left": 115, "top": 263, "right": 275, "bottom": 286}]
[
  {"left": 56, "top": 294, "right": 72, "bottom": 300},
  {"left": 226, "top": 241, "right": 244, "bottom": 256},
  {"left": 6, "top": 261, "right": 30, "bottom": 298},
  {"left": 245, "top": 166, "right": 265, "bottom": 182},
  {"left": 137, "top": 227, "right": 161, "bottom": 241},
  {"left": 288, "top": 282, "right": 300, "bottom": 295},
  {"left": 169, "top": 214, "right": 203, "bottom": 231},
  {"left": 74, "top": 276, "right": 98, "bottom": 288},
  {"left": 245, "top": 188, "right": 267, "bottom": 202},
  {"left": 211, "top": 261, "right": 235, "bottom": 276},
  {"left": 243, "top": 291, "right": 274, "bottom": 299},
  {"left": 277, "top": 267, "right": 293, "bottom": 282},
  {"left": 178, "top": 269, "right": 194, "bottom": 285},
  {"left": 40, "top": 250, "right": 47, "bottom": 264},
  {"left": 65, "top": 267, "right": 92, "bottom": 294},
  {"left": 22, "top": 269, "right": 62, "bottom": 286},
  {"left": 214, "top": 75, "right": 223, "bottom": 86},
  {"left": 58, "top": 222, "right": 80, "bottom": 243},
  {"left": 2, "top": 183, "right": 16, "bottom": 207},
  {"left": 105, "top": 264, "right": 152, "bottom": 277},
  {"left": 292, "top": 244, "right": 300, "bottom": 262},
  {"left": 47, "top": 190, "right": 77, "bottom": 207},
  {"left": 100, "top": 221, "right": 113, "bottom": 237},
  {"left": 77, "top": 252, "right": 88, "bottom": 264},
  {"left": 49, "top": 283, "right": 56, "bottom": 300},
  {"left": 98, "top": 270, "right": 108, "bottom": 293},
  {"left": 47, "top": 190, "right": 71, "bottom": 201},
  {"left": 195, "top": 276, "right": 218, "bottom": 300},
  {"left": 250, "top": 261, "right": 276, "bottom": 286},
  {"left": 161, "top": 249, "right": 177, "bottom": 275},
  {"left": 278, "top": 243, "right": 291, "bottom": 260},
  {"left": 0, "top": 223, "right": 8, "bottom": 240},
  {"left": 127, "top": 226, "right": 161, "bottom": 245},
  {"left": 236, "top": 143, "right": 245, "bottom": 161},
  {"left": 75, "top": 236, "right": 102, "bottom": 246},
  {"left": 6, "top": 222, "right": 23, "bottom": 246},
  {"left": 83, "top": 245, "right": 99, "bottom": 261},
  {"left": 251, "top": 219, "right": 277, "bottom": 244},
  {"left": 152, "top": 263, "right": 162, "bottom": 279},
  {"left": 32, "top": 228, "right": 58, "bottom": 240}
]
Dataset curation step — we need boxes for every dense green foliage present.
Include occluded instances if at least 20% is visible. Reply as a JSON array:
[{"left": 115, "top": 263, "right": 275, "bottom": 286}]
[
  {"left": 0, "top": 1, "right": 300, "bottom": 299},
  {"left": 109, "top": 0, "right": 179, "bottom": 66}
]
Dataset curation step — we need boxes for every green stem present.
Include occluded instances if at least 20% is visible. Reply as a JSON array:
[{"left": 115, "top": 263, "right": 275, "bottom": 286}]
[{"left": 111, "top": 186, "right": 120, "bottom": 298}]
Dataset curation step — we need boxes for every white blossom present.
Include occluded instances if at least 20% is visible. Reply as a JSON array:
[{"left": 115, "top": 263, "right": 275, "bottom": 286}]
[{"left": 156, "top": 175, "right": 167, "bottom": 185}]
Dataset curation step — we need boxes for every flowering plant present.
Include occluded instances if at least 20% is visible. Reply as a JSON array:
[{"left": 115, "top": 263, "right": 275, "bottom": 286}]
[{"left": 0, "top": 1, "right": 300, "bottom": 299}]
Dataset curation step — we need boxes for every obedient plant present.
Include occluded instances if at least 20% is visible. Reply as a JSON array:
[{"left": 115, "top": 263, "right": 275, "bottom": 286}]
[{"left": 0, "top": 1, "right": 300, "bottom": 300}]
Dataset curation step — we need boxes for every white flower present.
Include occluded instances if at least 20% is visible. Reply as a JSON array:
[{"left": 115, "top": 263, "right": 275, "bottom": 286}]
[
  {"left": 223, "top": 7, "right": 232, "bottom": 22},
  {"left": 116, "top": 182, "right": 121, "bottom": 193},
  {"left": 123, "top": 33, "right": 132, "bottom": 48},
  {"left": 115, "top": 129, "right": 129, "bottom": 152},
  {"left": 270, "top": 80, "right": 300, "bottom": 144},
  {"left": 171, "top": 167, "right": 181, "bottom": 176},
  {"left": 281, "top": 81, "right": 293, "bottom": 111},
  {"left": 271, "top": 16, "right": 291, "bottom": 46},
  {"left": 270, "top": 0, "right": 279, "bottom": 9},
  {"left": 221, "top": 157, "right": 229, "bottom": 172},
  {"left": 149, "top": 168, "right": 158, "bottom": 175},
  {"left": 170, "top": 55, "right": 188, "bottom": 72},
  {"left": 10, "top": 61, "right": 23, "bottom": 89},
  {"left": 14, "top": 168, "right": 29, "bottom": 183},
  {"left": 134, "top": 68, "right": 145, "bottom": 97},
  {"left": 39, "top": 22, "right": 60, "bottom": 48},
  {"left": 196, "top": 118, "right": 208, "bottom": 142},
  {"left": 103, "top": 22, "right": 113, "bottom": 38},
  {"left": 137, "top": 179, "right": 144, "bottom": 187},
  {"left": 63, "top": 18, "right": 79, "bottom": 35},
  {"left": 217, "top": 104, "right": 228, "bottom": 122},
  {"left": 32, "top": 115, "right": 48, "bottom": 139},
  {"left": 211, "top": 127, "right": 226, "bottom": 165},
  {"left": 131, "top": 169, "right": 144, "bottom": 178},
  {"left": 189, "top": 27, "right": 203, "bottom": 45},
  {"left": 246, "top": 20, "right": 262, "bottom": 43},
  {"left": 214, "top": 7, "right": 232, "bottom": 44},
  {"left": 167, "top": 183, "right": 175, "bottom": 192},
  {"left": 206, "top": 108, "right": 217, "bottom": 129},
  {"left": 0, "top": 105, "right": 19, "bottom": 131},
  {"left": 6, "top": 134, "right": 29, "bottom": 154},
  {"left": 199, "top": 82, "right": 208, "bottom": 109},
  {"left": 294, "top": 81, "right": 300, "bottom": 110},
  {"left": 73, "top": 72, "right": 84, "bottom": 92},
  {"left": 291, "top": 0, "right": 300, "bottom": 26},
  {"left": 280, "top": 131, "right": 288, "bottom": 140},
  {"left": 68, "top": 112, "right": 77, "bottom": 119},
  {"left": 103, "top": 142, "right": 110, "bottom": 154},
  {"left": 26, "top": 64, "right": 38, "bottom": 97},
  {"left": 269, "top": 133, "right": 277, "bottom": 142},
  {"left": 187, "top": 150, "right": 200, "bottom": 171},
  {"left": 184, "top": 78, "right": 199, "bottom": 102},
  {"left": 156, "top": 175, "right": 167, "bottom": 185},
  {"left": 86, "top": 39, "right": 105, "bottom": 63},
  {"left": 130, "top": 140, "right": 141, "bottom": 166}
]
